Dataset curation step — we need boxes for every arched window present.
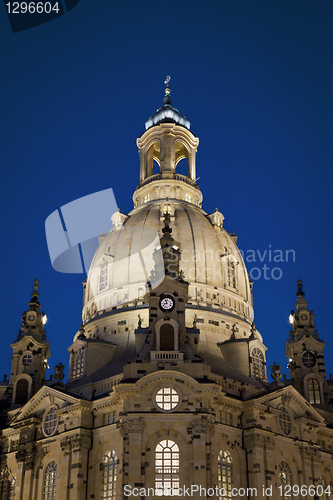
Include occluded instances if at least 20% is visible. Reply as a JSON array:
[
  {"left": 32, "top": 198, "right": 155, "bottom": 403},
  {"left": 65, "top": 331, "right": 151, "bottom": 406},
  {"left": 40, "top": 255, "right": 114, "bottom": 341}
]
[
  {"left": 15, "top": 378, "right": 28, "bottom": 404},
  {"left": 218, "top": 450, "right": 233, "bottom": 500},
  {"left": 279, "top": 461, "right": 293, "bottom": 500},
  {"left": 160, "top": 324, "right": 175, "bottom": 351},
  {"left": 101, "top": 450, "right": 117, "bottom": 500},
  {"left": 9, "top": 476, "right": 16, "bottom": 500},
  {"left": 155, "top": 440, "right": 180, "bottom": 496},
  {"left": 319, "top": 476, "right": 330, "bottom": 500},
  {"left": 99, "top": 262, "right": 108, "bottom": 291},
  {"left": 227, "top": 261, "right": 236, "bottom": 288},
  {"left": 307, "top": 378, "right": 321, "bottom": 404},
  {"left": 250, "top": 348, "right": 265, "bottom": 380},
  {"left": 72, "top": 348, "right": 84, "bottom": 379},
  {"left": 43, "top": 461, "right": 57, "bottom": 500}
]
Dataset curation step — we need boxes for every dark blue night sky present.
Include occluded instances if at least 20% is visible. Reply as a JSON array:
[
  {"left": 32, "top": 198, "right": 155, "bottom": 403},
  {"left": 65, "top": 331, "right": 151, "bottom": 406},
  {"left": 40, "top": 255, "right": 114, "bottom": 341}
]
[{"left": 1, "top": 0, "right": 333, "bottom": 381}]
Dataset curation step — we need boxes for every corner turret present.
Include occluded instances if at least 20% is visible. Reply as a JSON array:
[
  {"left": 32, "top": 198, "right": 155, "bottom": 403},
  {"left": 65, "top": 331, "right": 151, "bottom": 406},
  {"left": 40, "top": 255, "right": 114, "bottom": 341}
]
[{"left": 286, "top": 280, "right": 329, "bottom": 405}]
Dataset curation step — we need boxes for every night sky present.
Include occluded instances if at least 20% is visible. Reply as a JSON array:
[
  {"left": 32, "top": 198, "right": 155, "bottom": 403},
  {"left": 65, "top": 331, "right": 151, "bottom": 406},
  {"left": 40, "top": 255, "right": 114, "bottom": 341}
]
[{"left": 1, "top": 0, "right": 333, "bottom": 382}]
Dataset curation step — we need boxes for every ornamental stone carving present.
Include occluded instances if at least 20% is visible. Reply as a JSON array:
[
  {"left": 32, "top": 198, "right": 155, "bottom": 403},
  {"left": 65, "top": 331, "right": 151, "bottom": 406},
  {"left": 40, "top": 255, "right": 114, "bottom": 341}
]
[
  {"left": 60, "top": 434, "right": 91, "bottom": 455},
  {"left": 118, "top": 418, "right": 145, "bottom": 436},
  {"left": 190, "top": 416, "right": 215, "bottom": 434},
  {"left": 0, "top": 464, "right": 11, "bottom": 480},
  {"left": 244, "top": 433, "right": 275, "bottom": 450},
  {"left": 15, "top": 445, "right": 36, "bottom": 470},
  {"left": 301, "top": 447, "right": 320, "bottom": 464}
]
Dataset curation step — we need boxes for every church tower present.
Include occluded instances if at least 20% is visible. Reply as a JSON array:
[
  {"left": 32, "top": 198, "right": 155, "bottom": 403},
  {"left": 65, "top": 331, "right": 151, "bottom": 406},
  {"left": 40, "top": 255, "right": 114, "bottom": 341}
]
[
  {"left": 6, "top": 280, "right": 50, "bottom": 406},
  {"left": 286, "top": 279, "right": 329, "bottom": 404}
]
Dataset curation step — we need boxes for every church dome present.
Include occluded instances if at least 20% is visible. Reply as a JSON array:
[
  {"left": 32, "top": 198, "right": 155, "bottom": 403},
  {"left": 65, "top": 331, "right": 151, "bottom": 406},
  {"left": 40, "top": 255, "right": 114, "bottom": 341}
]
[
  {"left": 79, "top": 83, "right": 261, "bottom": 377},
  {"left": 83, "top": 201, "right": 253, "bottom": 326}
]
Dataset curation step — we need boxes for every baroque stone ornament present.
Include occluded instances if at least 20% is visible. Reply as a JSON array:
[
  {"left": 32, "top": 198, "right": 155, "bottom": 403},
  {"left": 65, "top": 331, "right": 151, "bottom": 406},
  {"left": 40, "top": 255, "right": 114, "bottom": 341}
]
[
  {"left": 16, "top": 445, "right": 36, "bottom": 470},
  {"left": 118, "top": 418, "right": 145, "bottom": 436},
  {"left": 53, "top": 362, "right": 65, "bottom": 384},
  {"left": 190, "top": 416, "right": 215, "bottom": 434},
  {"left": 60, "top": 434, "right": 91, "bottom": 455},
  {"left": 270, "top": 362, "right": 282, "bottom": 382}
]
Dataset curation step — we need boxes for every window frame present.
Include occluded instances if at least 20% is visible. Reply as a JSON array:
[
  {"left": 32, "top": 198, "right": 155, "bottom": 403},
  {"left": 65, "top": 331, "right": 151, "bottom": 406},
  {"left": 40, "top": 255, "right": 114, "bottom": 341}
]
[
  {"left": 71, "top": 347, "right": 85, "bottom": 379},
  {"left": 218, "top": 450, "right": 233, "bottom": 500},
  {"left": 155, "top": 439, "right": 180, "bottom": 496},
  {"left": 101, "top": 450, "right": 117, "bottom": 500},
  {"left": 307, "top": 378, "right": 321, "bottom": 404},
  {"left": 153, "top": 386, "right": 182, "bottom": 413},
  {"left": 277, "top": 405, "right": 292, "bottom": 435},
  {"left": 250, "top": 347, "right": 265, "bottom": 380},
  {"left": 42, "top": 406, "right": 59, "bottom": 437},
  {"left": 43, "top": 461, "right": 57, "bottom": 500},
  {"left": 99, "top": 261, "right": 108, "bottom": 292},
  {"left": 227, "top": 260, "right": 236, "bottom": 288},
  {"left": 279, "top": 461, "right": 293, "bottom": 500}
]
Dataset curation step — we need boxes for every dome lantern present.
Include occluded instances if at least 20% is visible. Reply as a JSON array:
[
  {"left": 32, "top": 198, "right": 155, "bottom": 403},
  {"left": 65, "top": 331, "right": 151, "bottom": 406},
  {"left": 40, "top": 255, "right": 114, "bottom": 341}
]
[{"left": 135, "top": 78, "right": 201, "bottom": 208}]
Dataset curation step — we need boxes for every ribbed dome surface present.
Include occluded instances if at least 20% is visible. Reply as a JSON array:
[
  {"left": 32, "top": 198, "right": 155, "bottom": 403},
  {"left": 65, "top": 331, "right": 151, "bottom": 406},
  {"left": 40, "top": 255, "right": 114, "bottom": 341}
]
[{"left": 83, "top": 200, "right": 253, "bottom": 325}]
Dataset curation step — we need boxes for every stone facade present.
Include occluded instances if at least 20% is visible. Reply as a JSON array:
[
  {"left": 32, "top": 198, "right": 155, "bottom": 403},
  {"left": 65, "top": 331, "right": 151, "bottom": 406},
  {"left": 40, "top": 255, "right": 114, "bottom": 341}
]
[{"left": 1, "top": 87, "right": 333, "bottom": 499}]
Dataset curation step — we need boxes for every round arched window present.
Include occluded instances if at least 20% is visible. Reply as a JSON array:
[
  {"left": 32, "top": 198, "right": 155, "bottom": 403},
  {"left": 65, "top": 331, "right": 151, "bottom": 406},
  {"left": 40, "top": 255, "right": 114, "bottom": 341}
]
[
  {"left": 155, "top": 387, "right": 180, "bottom": 412},
  {"left": 302, "top": 351, "right": 316, "bottom": 367},
  {"left": 43, "top": 406, "right": 59, "bottom": 437},
  {"left": 22, "top": 353, "right": 33, "bottom": 367}
]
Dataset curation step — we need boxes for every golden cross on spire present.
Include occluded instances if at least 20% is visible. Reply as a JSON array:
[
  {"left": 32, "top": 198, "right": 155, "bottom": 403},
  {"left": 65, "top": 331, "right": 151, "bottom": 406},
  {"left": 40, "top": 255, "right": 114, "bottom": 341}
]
[{"left": 164, "top": 75, "right": 171, "bottom": 85}]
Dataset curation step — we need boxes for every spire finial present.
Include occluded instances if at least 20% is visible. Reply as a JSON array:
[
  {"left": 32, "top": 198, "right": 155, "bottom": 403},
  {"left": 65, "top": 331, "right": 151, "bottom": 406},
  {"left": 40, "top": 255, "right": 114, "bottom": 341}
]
[
  {"left": 164, "top": 76, "right": 172, "bottom": 104},
  {"left": 296, "top": 278, "right": 305, "bottom": 297},
  {"left": 32, "top": 278, "right": 40, "bottom": 298}
]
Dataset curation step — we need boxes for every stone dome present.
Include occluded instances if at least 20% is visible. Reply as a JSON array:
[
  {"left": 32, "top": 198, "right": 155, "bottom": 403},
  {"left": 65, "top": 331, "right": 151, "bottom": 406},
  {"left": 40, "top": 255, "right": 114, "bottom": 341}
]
[
  {"left": 82, "top": 200, "right": 253, "bottom": 327},
  {"left": 78, "top": 103, "right": 262, "bottom": 377}
]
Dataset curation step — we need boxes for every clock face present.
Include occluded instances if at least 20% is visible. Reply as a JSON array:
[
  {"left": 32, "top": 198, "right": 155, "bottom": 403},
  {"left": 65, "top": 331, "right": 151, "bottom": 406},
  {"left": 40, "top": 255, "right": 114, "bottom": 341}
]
[
  {"left": 300, "top": 312, "right": 309, "bottom": 323},
  {"left": 159, "top": 295, "right": 175, "bottom": 312},
  {"left": 26, "top": 312, "right": 37, "bottom": 324}
]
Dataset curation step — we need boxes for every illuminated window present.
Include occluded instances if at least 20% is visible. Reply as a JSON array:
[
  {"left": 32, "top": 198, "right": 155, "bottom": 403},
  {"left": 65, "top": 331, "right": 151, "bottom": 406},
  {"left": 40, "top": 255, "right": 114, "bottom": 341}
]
[
  {"left": 43, "top": 461, "right": 57, "bottom": 500},
  {"left": 308, "top": 378, "right": 321, "bottom": 404},
  {"left": 22, "top": 353, "right": 33, "bottom": 367},
  {"left": 218, "top": 450, "right": 233, "bottom": 500},
  {"left": 9, "top": 476, "right": 16, "bottom": 500},
  {"left": 251, "top": 348, "right": 265, "bottom": 380},
  {"left": 101, "top": 451, "right": 117, "bottom": 500},
  {"left": 155, "top": 387, "right": 179, "bottom": 411},
  {"left": 72, "top": 348, "right": 84, "bottom": 379},
  {"left": 279, "top": 461, "right": 293, "bottom": 500},
  {"left": 144, "top": 193, "right": 150, "bottom": 203},
  {"left": 277, "top": 406, "right": 292, "bottom": 435},
  {"left": 99, "top": 262, "right": 108, "bottom": 291},
  {"left": 227, "top": 260, "right": 236, "bottom": 288},
  {"left": 185, "top": 193, "right": 192, "bottom": 203},
  {"left": 43, "top": 407, "right": 58, "bottom": 437},
  {"left": 155, "top": 440, "right": 180, "bottom": 496}
]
